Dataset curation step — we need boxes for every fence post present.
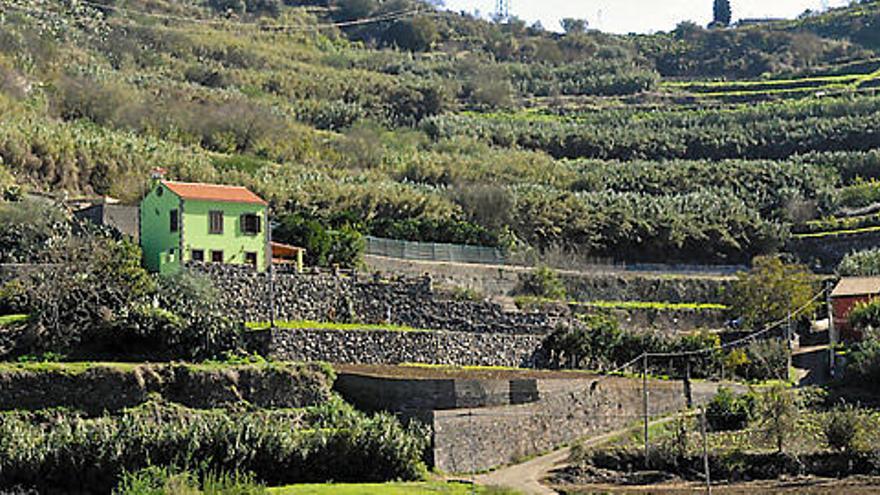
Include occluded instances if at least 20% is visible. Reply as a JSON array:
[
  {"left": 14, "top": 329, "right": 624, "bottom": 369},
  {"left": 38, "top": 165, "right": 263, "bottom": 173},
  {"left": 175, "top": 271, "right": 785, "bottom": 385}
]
[
  {"left": 826, "top": 281, "right": 836, "bottom": 378},
  {"left": 701, "top": 407, "right": 712, "bottom": 494},
  {"left": 643, "top": 354, "right": 650, "bottom": 468}
]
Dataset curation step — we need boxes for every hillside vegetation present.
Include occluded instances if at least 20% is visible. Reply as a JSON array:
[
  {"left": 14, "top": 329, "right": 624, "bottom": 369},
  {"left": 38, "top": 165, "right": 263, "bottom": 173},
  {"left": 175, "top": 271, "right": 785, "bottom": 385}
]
[{"left": 2, "top": 0, "right": 880, "bottom": 264}]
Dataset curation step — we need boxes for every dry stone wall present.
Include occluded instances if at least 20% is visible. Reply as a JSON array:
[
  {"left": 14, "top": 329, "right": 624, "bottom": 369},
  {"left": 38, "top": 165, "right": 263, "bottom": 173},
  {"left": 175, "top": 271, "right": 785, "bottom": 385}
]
[
  {"left": 193, "top": 263, "right": 557, "bottom": 335},
  {"left": 249, "top": 327, "right": 547, "bottom": 368},
  {"left": 364, "top": 255, "right": 734, "bottom": 304}
]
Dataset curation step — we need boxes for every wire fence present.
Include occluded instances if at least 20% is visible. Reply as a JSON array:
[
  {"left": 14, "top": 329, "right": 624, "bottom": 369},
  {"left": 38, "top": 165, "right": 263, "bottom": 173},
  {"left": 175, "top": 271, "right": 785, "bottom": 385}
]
[{"left": 364, "top": 236, "right": 507, "bottom": 265}]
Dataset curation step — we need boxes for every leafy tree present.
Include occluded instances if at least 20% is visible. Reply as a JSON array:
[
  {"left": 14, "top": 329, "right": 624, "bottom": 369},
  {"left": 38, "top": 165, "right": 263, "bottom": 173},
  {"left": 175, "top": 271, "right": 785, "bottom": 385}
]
[
  {"left": 384, "top": 17, "right": 438, "bottom": 52},
  {"left": 713, "top": 0, "right": 732, "bottom": 27},
  {"left": 334, "top": 0, "right": 376, "bottom": 20},
  {"left": 208, "top": 0, "right": 246, "bottom": 14},
  {"left": 560, "top": 18, "right": 588, "bottom": 35},
  {"left": 729, "top": 256, "right": 818, "bottom": 328},
  {"left": 757, "top": 384, "right": 799, "bottom": 453}
]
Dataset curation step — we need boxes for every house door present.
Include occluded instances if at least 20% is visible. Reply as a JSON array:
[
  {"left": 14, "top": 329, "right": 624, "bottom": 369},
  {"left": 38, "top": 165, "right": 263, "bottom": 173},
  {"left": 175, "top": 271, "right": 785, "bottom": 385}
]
[{"left": 245, "top": 252, "right": 258, "bottom": 268}]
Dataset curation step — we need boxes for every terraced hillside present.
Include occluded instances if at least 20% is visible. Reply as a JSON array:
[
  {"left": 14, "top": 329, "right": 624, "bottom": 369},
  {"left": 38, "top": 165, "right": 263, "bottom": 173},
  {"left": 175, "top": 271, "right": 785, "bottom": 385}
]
[{"left": 2, "top": 0, "right": 880, "bottom": 268}]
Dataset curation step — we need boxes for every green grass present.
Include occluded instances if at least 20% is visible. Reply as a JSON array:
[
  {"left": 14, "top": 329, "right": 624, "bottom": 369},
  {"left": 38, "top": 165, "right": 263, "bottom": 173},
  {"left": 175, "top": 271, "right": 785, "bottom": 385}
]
[
  {"left": 576, "top": 300, "right": 728, "bottom": 311},
  {"left": 516, "top": 297, "right": 727, "bottom": 312},
  {"left": 246, "top": 320, "right": 436, "bottom": 333},
  {"left": 0, "top": 314, "right": 28, "bottom": 326},
  {"left": 268, "top": 482, "right": 516, "bottom": 495}
]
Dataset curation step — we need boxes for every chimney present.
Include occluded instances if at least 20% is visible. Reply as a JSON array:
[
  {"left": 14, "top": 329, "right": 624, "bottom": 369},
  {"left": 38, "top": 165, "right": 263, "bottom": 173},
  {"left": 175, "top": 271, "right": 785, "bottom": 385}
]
[{"left": 150, "top": 167, "right": 167, "bottom": 188}]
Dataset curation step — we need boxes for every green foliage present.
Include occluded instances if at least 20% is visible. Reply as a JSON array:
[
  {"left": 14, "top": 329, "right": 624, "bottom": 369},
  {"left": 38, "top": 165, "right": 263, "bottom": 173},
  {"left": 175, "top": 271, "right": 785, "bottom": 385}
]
[
  {"left": 517, "top": 266, "right": 567, "bottom": 300},
  {"left": 729, "top": 256, "right": 818, "bottom": 327},
  {"left": 824, "top": 403, "right": 868, "bottom": 453},
  {"left": 845, "top": 328, "right": 880, "bottom": 387},
  {"left": 757, "top": 384, "right": 799, "bottom": 453},
  {"left": 0, "top": 401, "right": 428, "bottom": 493},
  {"left": 838, "top": 178, "right": 880, "bottom": 209},
  {"left": 0, "top": 229, "right": 156, "bottom": 357},
  {"left": 848, "top": 299, "right": 880, "bottom": 335},
  {"left": 706, "top": 387, "right": 755, "bottom": 432},
  {"left": 274, "top": 213, "right": 364, "bottom": 268}
]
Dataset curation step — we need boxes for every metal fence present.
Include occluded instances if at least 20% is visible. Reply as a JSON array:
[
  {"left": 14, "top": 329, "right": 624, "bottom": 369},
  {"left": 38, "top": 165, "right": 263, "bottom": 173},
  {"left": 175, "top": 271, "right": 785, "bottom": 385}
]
[{"left": 364, "top": 236, "right": 507, "bottom": 265}]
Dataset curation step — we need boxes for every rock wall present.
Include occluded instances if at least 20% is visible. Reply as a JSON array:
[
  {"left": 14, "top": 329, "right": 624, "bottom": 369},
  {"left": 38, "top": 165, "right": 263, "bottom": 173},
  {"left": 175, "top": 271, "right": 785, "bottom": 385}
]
[
  {"left": 364, "top": 255, "right": 733, "bottom": 304},
  {"left": 568, "top": 305, "right": 728, "bottom": 334},
  {"left": 194, "top": 263, "right": 556, "bottom": 335},
  {"left": 431, "top": 377, "right": 734, "bottom": 473},
  {"left": 0, "top": 362, "right": 333, "bottom": 414},
  {"left": 788, "top": 230, "right": 880, "bottom": 273},
  {"left": 250, "top": 327, "right": 547, "bottom": 368}
]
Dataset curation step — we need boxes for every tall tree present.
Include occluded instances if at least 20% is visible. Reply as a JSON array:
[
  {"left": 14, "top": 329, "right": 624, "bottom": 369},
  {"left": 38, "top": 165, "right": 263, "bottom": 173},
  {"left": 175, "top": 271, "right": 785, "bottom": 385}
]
[{"left": 713, "top": 0, "right": 732, "bottom": 27}]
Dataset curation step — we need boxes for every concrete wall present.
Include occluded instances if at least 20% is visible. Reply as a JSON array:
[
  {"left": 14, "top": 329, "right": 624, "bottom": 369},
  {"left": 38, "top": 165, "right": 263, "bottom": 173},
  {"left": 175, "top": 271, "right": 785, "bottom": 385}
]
[
  {"left": 431, "top": 377, "right": 732, "bottom": 473},
  {"left": 250, "top": 327, "right": 547, "bottom": 368}
]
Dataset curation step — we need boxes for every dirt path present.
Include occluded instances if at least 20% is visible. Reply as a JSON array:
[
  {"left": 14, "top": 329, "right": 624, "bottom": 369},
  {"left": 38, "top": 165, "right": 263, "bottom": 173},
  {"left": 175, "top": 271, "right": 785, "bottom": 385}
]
[{"left": 475, "top": 417, "right": 678, "bottom": 495}]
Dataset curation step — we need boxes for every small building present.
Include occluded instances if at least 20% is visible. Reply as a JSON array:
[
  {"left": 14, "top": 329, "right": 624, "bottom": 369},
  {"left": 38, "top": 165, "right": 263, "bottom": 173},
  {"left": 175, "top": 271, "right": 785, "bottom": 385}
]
[
  {"left": 74, "top": 200, "right": 140, "bottom": 241},
  {"left": 139, "top": 174, "right": 269, "bottom": 274},
  {"left": 271, "top": 241, "right": 305, "bottom": 273},
  {"left": 831, "top": 276, "right": 880, "bottom": 339}
]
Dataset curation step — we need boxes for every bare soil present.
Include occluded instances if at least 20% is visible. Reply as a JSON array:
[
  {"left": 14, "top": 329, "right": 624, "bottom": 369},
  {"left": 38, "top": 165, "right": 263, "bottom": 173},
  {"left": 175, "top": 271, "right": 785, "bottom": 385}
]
[
  {"left": 334, "top": 364, "right": 600, "bottom": 381},
  {"left": 553, "top": 476, "right": 880, "bottom": 494}
]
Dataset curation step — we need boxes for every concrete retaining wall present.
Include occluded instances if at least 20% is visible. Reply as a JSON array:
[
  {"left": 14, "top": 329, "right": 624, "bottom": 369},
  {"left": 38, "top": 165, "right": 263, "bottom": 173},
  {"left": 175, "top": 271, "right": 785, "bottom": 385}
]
[
  {"left": 250, "top": 328, "right": 547, "bottom": 368},
  {"left": 431, "top": 377, "right": 731, "bottom": 473}
]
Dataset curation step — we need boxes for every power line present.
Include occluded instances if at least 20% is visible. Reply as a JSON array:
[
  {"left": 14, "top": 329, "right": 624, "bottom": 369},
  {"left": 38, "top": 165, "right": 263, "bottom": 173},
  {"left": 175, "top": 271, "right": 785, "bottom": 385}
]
[{"left": 1, "top": 0, "right": 425, "bottom": 32}]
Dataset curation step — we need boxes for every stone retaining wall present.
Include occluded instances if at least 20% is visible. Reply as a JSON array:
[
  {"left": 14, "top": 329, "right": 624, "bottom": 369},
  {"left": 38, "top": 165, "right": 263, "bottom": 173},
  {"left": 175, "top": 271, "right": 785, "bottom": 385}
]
[
  {"left": 194, "top": 263, "right": 556, "bottom": 335},
  {"left": 364, "top": 255, "right": 734, "bottom": 304},
  {"left": 0, "top": 363, "right": 332, "bottom": 414},
  {"left": 250, "top": 328, "right": 547, "bottom": 368},
  {"left": 431, "top": 377, "right": 735, "bottom": 473},
  {"left": 788, "top": 230, "right": 880, "bottom": 273}
]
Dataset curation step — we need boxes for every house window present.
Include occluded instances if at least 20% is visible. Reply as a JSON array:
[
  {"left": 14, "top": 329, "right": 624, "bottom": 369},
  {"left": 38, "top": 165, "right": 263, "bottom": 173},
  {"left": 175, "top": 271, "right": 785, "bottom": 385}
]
[
  {"left": 170, "top": 209, "right": 179, "bottom": 233},
  {"left": 245, "top": 252, "right": 258, "bottom": 268},
  {"left": 191, "top": 249, "right": 204, "bottom": 262},
  {"left": 209, "top": 211, "right": 224, "bottom": 234},
  {"left": 211, "top": 250, "right": 224, "bottom": 263},
  {"left": 241, "top": 214, "right": 261, "bottom": 235}
]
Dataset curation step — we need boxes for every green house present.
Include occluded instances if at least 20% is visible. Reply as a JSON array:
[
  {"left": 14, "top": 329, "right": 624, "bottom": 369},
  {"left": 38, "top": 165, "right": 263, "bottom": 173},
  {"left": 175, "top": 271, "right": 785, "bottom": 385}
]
[{"left": 140, "top": 177, "right": 269, "bottom": 274}]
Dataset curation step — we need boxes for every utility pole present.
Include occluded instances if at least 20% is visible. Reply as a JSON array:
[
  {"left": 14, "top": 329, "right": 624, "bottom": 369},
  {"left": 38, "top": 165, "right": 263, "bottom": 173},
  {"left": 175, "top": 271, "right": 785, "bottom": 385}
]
[
  {"left": 826, "top": 280, "right": 836, "bottom": 377},
  {"left": 701, "top": 407, "right": 712, "bottom": 494},
  {"left": 494, "top": 0, "right": 509, "bottom": 20},
  {"left": 642, "top": 353, "right": 650, "bottom": 468},
  {"left": 786, "top": 309, "right": 793, "bottom": 381},
  {"left": 267, "top": 216, "right": 276, "bottom": 329}
]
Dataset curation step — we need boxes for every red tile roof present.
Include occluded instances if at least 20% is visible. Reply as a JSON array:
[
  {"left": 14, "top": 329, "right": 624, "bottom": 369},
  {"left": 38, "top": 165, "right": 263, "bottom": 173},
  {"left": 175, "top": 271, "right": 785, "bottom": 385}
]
[{"left": 162, "top": 181, "right": 267, "bottom": 205}]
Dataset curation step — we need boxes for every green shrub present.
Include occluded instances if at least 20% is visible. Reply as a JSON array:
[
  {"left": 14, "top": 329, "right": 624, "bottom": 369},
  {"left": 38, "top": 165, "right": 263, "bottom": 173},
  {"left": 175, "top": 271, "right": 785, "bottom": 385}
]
[
  {"left": 849, "top": 299, "right": 880, "bottom": 336},
  {"left": 0, "top": 401, "right": 428, "bottom": 493},
  {"left": 845, "top": 328, "right": 880, "bottom": 387},
  {"left": 518, "top": 266, "right": 567, "bottom": 301},
  {"left": 824, "top": 404, "right": 867, "bottom": 453},
  {"left": 705, "top": 387, "right": 755, "bottom": 432},
  {"left": 838, "top": 248, "right": 880, "bottom": 276}
]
